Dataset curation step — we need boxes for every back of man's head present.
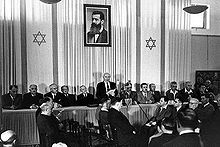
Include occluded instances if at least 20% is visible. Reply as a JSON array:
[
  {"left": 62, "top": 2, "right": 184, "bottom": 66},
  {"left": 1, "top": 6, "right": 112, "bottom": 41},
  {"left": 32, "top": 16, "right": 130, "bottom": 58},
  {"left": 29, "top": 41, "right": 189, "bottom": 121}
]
[
  {"left": 0, "top": 130, "right": 16, "bottom": 147},
  {"left": 160, "top": 118, "right": 175, "bottom": 131},
  {"left": 111, "top": 96, "right": 123, "bottom": 106},
  {"left": 177, "top": 108, "right": 199, "bottom": 130}
]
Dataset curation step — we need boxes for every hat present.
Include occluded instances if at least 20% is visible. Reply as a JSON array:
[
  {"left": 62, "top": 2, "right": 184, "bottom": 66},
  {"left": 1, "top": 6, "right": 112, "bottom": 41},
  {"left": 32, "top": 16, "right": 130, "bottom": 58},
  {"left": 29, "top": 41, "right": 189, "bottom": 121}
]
[{"left": 0, "top": 130, "right": 16, "bottom": 144}]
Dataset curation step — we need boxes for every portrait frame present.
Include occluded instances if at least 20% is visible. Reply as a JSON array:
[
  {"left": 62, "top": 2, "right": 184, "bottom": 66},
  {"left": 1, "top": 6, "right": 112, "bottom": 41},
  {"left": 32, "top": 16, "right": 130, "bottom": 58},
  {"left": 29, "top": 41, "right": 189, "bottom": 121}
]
[{"left": 84, "top": 4, "right": 111, "bottom": 47}]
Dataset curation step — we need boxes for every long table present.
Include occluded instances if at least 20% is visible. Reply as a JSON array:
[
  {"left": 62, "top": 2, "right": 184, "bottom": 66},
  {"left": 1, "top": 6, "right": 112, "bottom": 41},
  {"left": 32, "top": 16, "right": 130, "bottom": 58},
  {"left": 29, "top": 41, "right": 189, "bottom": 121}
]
[{"left": 2, "top": 104, "right": 157, "bottom": 145}]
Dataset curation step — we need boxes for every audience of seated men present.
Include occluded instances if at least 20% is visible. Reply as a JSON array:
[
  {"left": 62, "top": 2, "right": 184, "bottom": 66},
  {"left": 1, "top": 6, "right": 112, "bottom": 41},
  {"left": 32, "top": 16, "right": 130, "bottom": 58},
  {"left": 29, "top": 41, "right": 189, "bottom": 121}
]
[
  {"left": 96, "top": 72, "right": 117, "bottom": 103},
  {"left": 149, "top": 118, "right": 176, "bottom": 147},
  {"left": 1, "top": 85, "right": 22, "bottom": 109},
  {"left": 21, "top": 84, "right": 43, "bottom": 109},
  {"left": 77, "top": 85, "right": 95, "bottom": 106},
  {"left": 179, "top": 81, "right": 197, "bottom": 102},
  {"left": 163, "top": 108, "right": 202, "bottom": 147},
  {"left": 166, "top": 81, "right": 180, "bottom": 100},
  {"left": 149, "top": 83, "right": 161, "bottom": 103},
  {"left": 120, "top": 81, "right": 138, "bottom": 106},
  {"left": 108, "top": 96, "right": 147, "bottom": 146},
  {"left": 44, "top": 83, "right": 68, "bottom": 107},
  {"left": 137, "top": 83, "right": 154, "bottom": 104},
  {"left": 61, "top": 85, "right": 76, "bottom": 106},
  {"left": 145, "top": 96, "right": 175, "bottom": 137}
]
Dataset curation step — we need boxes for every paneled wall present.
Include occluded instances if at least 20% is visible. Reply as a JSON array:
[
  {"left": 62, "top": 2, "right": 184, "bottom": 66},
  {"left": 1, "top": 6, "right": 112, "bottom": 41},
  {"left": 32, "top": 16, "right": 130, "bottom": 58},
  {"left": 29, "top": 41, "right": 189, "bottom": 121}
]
[{"left": 191, "top": 35, "right": 220, "bottom": 84}]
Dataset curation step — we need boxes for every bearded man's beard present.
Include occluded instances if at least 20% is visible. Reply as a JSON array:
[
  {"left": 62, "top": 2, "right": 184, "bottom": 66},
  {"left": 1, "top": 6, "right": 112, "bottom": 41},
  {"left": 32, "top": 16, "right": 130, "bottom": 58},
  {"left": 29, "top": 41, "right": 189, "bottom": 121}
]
[{"left": 89, "top": 23, "right": 102, "bottom": 35}]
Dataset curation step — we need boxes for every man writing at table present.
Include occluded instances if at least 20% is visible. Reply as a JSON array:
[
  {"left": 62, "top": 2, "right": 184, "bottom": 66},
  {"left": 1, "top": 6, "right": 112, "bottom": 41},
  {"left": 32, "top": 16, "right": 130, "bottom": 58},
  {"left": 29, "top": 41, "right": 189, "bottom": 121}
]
[{"left": 1, "top": 85, "right": 22, "bottom": 109}]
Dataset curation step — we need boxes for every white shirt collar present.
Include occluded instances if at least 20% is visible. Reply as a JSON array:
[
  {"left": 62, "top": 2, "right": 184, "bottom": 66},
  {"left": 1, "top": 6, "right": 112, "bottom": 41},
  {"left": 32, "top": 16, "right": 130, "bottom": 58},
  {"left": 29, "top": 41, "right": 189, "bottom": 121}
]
[
  {"left": 185, "top": 88, "right": 193, "bottom": 93},
  {"left": 170, "top": 89, "right": 178, "bottom": 95},
  {"left": 179, "top": 129, "right": 194, "bottom": 135},
  {"left": 203, "top": 102, "right": 210, "bottom": 107}
]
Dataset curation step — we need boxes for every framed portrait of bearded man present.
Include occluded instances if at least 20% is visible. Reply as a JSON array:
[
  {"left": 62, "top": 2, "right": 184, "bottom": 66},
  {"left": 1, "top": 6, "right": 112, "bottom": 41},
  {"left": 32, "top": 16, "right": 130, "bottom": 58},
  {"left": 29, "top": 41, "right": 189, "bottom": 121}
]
[{"left": 84, "top": 4, "right": 111, "bottom": 47}]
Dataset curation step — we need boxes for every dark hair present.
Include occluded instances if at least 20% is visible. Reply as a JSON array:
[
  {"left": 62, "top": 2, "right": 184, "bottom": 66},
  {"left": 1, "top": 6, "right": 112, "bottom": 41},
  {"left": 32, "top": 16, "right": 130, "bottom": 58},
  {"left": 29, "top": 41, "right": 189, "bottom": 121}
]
[
  {"left": 141, "top": 83, "right": 148, "bottom": 88},
  {"left": 170, "top": 81, "right": 177, "bottom": 85},
  {"left": 111, "top": 97, "right": 123, "bottom": 105},
  {"left": 125, "top": 81, "right": 132, "bottom": 87},
  {"left": 160, "top": 96, "right": 169, "bottom": 102},
  {"left": 199, "top": 83, "right": 206, "bottom": 88},
  {"left": 9, "top": 85, "right": 18, "bottom": 90},
  {"left": 92, "top": 11, "right": 105, "bottom": 20},
  {"left": 39, "top": 96, "right": 52, "bottom": 105},
  {"left": 61, "top": 85, "right": 69, "bottom": 90},
  {"left": 177, "top": 108, "right": 199, "bottom": 129},
  {"left": 201, "top": 93, "right": 210, "bottom": 99},
  {"left": 161, "top": 118, "right": 175, "bottom": 131}
]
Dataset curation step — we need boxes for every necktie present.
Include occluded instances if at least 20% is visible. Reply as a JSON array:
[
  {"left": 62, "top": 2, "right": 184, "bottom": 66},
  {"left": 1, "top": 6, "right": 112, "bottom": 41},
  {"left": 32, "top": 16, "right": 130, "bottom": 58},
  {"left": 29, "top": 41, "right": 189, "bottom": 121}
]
[{"left": 107, "top": 82, "right": 110, "bottom": 91}]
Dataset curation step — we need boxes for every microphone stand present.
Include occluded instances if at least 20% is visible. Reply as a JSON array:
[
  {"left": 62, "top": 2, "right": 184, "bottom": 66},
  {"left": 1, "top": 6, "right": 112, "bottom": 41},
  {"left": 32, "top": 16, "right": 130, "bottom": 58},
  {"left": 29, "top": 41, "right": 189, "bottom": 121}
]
[{"left": 135, "top": 102, "right": 150, "bottom": 121}]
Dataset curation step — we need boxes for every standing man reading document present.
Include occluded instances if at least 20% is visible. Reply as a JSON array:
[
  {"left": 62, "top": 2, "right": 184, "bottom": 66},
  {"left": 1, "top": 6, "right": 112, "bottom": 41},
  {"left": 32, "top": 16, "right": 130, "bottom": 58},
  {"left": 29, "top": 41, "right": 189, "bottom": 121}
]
[{"left": 96, "top": 73, "right": 117, "bottom": 103}]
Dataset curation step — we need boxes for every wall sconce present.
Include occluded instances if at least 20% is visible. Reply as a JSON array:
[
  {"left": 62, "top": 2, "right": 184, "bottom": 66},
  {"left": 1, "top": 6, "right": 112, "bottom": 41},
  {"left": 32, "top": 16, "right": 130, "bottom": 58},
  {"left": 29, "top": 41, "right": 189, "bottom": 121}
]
[
  {"left": 183, "top": 5, "right": 208, "bottom": 14},
  {"left": 40, "top": 0, "right": 61, "bottom": 4}
]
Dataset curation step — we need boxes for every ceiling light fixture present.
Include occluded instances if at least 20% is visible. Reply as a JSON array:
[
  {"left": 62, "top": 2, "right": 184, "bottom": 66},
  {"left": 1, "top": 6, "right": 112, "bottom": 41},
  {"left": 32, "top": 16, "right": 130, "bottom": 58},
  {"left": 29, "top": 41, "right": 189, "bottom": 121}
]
[{"left": 183, "top": 5, "right": 208, "bottom": 14}]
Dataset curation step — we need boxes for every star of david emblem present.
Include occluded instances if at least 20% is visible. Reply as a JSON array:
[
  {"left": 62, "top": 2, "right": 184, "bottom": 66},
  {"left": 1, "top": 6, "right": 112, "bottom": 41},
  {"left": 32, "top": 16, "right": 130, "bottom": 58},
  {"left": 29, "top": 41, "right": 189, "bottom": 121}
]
[
  {"left": 146, "top": 37, "right": 156, "bottom": 50},
  {"left": 33, "top": 31, "right": 46, "bottom": 46}
]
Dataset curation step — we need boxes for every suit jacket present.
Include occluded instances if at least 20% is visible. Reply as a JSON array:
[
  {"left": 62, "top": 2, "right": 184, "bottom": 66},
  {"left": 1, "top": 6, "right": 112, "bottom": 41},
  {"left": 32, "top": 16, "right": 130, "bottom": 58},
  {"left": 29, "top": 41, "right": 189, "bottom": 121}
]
[
  {"left": 96, "top": 81, "right": 117, "bottom": 103},
  {"left": 63, "top": 94, "right": 76, "bottom": 106},
  {"left": 166, "top": 89, "right": 180, "bottom": 100},
  {"left": 108, "top": 108, "right": 136, "bottom": 145},
  {"left": 36, "top": 113, "right": 61, "bottom": 147},
  {"left": 77, "top": 93, "right": 94, "bottom": 106},
  {"left": 163, "top": 132, "right": 202, "bottom": 147},
  {"left": 44, "top": 92, "right": 69, "bottom": 107},
  {"left": 1, "top": 93, "right": 22, "bottom": 109},
  {"left": 120, "top": 91, "right": 138, "bottom": 106},
  {"left": 21, "top": 92, "right": 43, "bottom": 109},
  {"left": 150, "top": 91, "right": 161, "bottom": 102},
  {"left": 87, "top": 29, "right": 107, "bottom": 43},
  {"left": 149, "top": 133, "right": 176, "bottom": 147},
  {"left": 137, "top": 91, "right": 154, "bottom": 104},
  {"left": 151, "top": 105, "right": 175, "bottom": 123},
  {"left": 195, "top": 103, "right": 215, "bottom": 124},
  {"left": 179, "top": 88, "right": 197, "bottom": 102}
]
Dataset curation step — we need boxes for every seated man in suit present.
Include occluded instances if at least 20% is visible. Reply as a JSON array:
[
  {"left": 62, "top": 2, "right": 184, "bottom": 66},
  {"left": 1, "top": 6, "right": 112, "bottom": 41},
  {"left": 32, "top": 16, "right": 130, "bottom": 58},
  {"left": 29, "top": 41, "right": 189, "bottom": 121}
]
[
  {"left": 179, "top": 81, "right": 197, "bottom": 102},
  {"left": 145, "top": 96, "right": 175, "bottom": 137},
  {"left": 149, "top": 118, "right": 176, "bottom": 147},
  {"left": 21, "top": 84, "right": 43, "bottom": 109},
  {"left": 96, "top": 72, "right": 117, "bottom": 103},
  {"left": 77, "top": 85, "right": 95, "bottom": 106},
  {"left": 36, "top": 97, "right": 77, "bottom": 147},
  {"left": 61, "top": 85, "right": 76, "bottom": 106},
  {"left": 44, "top": 83, "right": 68, "bottom": 107},
  {"left": 149, "top": 83, "right": 161, "bottom": 103},
  {"left": 166, "top": 81, "right": 180, "bottom": 101},
  {"left": 163, "top": 108, "right": 201, "bottom": 147},
  {"left": 108, "top": 97, "right": 146, "bottom": 146},
  {"left": 137, "top": 83, "right": 154, "bottom": 104},
  {"left": 195, "top": 83, "right": 207, "bottom": 101},
  {"left": 195, "top": 94, "right": 215, "bottom": 124},
  {"left": 1, "top": 85, "right": 22, "bottom": 109},
  {"left": 120, "top": 81, "right": 138, "bottom": 106}
]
